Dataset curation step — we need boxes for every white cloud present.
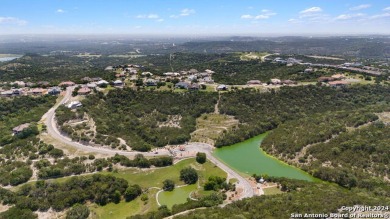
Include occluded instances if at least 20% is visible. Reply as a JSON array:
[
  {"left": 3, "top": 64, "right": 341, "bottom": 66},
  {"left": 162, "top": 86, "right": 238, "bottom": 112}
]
[
  {"left": 56, "top": 9, "right": 65, "bottom": 13},
  {"left": 335, "top": 13, "right": 365, "bottom": 20},
  {"left": 300, "top": 7, "right": 322, "bottom": 14},
  {"left": 240, "top": 9, "right": 276, "bottom": 20},
  {"left": 136, "top": 14, "right": 160, "bottom": 19},
  {"left": 170, "top": 8, "right": 195, "bottom": 18},
  {"left": 241, "top": 15, "right": 253, "bottom": 19},
  {"left": 370, "top": 13, "right": 390, "bottom": 19},
  {"left": 156, "top": 19, "right": 164, "bottom": 22},
  {"left": 349, "top": 4, "right": 371, "bottom": 11},
  {"left": 0, "top": 17, "right": 27, "bottom": 25},
  {"left": 383, "top": 7, "right": 390, "bottom": 11},
  {"left": 180, "top": 8, "right": 195, "bottom": 16}
]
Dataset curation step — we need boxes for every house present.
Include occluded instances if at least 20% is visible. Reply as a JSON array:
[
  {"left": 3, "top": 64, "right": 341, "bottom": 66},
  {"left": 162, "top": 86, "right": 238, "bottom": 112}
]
[
  {"left": 48, "top": 87, "right": 61, "bottom": 95},
  {"left": 115, "top": 73, "right": 126, "bottom": 78},
  {"left": 59, "top": 81, "right": 75, "bottom": 87},
  {"left": 247, "top": 80, "right": 262, "bottom": 85},
  {"left": 67, "top": 101, "right": 82, "bottom": 109},
  {"left": 12, "top": 123, "right": 30, "bottom": 135},
  {"left": 216, "top": 84, "right": 228, "bottom": 91},
  {"left": 30, "top": 88, "right": 45, "bottom": 95},
  {"left": 205, "top": 69, "right": 215, "bottom": 74},
  {"left": 304, "top": 68, "right": 314, "bottom": 73},
  {"left": 77, "top": 87, "right": 91, "bottom": 95},
  {"left": 12, "top": 89, "right": 22, "bottom": 96},
  {"left": 105, "top": 66, "right": 114, "bottom": 71},
  {"left": 331, "top": 74, "right": 346, "bottom": 80},
  {"left": 189, "top": 83, "right": 200, "bottom": 90},
  {"left": 175, "top": 82, "right": 190, "bottom": 89},
  {"left": 189, "top": 69, "right": 198, "bottom": 74},
  {"left": 113, "top": 80, "right": 124, "bottom": 87},
  {"left": 90, "top": 77, "right": 102, "bottom": 82},
  {"left": 282, "top": 80, "right": 296, "bottom": 85},
  {"left": 1, "top": 90, "right": 13, "bottom": 97},
  {"left": 87, "top": 83, "right": 97, "bottom": 89},
  {"left": 97, "top": 80, "right": 109, "bottom": 87},
  {"left": 188, "top": 75, "right": 197, "bottom": 81},
  {"left": 270, "top": 79, "right": 281, "bottom": 85},
  {"left": 13, "top": 81, "right": 26, "bottom": 87},
  {"left": 328, "top": 81, "right": 349, "bottom": 88},
  {"left": 145, "top": 79, "right": 157, "bottom": 86},
  {"left": 25, "top": 82, "right": 35, "bottom": 87},
  {"left": 141, "top": 72, "right": 153, "bottom": 76},
  {"left": 200, "top": 77, "right": 214, "bottom": 84}
]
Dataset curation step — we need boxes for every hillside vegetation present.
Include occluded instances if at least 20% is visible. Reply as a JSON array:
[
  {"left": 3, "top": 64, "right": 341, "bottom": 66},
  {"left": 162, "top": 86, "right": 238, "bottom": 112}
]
[
  {"left": 66, "top": 89, "right": 218, "bottom": 151},
  {"left": 216, "top": 84, "right": 390, "bottom": 147}
]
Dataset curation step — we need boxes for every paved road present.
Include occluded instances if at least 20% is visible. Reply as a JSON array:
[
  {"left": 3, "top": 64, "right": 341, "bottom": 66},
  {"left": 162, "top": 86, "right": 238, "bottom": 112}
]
[
  {"left": 42, "top": 86, "right": 255, "bottom": 200},
  {"left": 43, "top": 86, "right": 170, "bottom": 157}
]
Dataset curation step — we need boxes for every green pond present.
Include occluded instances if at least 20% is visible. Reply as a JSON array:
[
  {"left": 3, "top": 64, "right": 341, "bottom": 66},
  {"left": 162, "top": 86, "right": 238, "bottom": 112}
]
[
  {"left": 214, "top": 133, "right": 316, "bottom": 181},
  {"left": 158, "top": 184, "right": 197, "bottom": 209}
]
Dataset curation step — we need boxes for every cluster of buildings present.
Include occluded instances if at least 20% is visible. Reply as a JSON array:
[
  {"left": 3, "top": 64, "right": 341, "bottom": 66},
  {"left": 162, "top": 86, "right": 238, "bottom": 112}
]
[
  {"left": 0, "top": 86, "right": 62, "bottom": 97},
  {"left": 271, "top": 57, "right": 303, "bottom": 66},
  {"left": 318, "top": 74, "right": 350, "bottom": 87},
  {"left": 106, "top": 64, "right": 216, "bottom": 89}
]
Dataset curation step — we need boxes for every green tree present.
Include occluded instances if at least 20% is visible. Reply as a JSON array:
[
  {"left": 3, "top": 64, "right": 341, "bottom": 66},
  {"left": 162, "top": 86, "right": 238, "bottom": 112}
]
[
  {"left": 162, "top": 179, "right": 175, "bottom": 191},
  {"left": 124, "top": 184, "right": 142, "bottom": 202},
  {"left": 196, "top": 152, "right": 206, "bottom": 164},
  {"left": 66, "top": 204, "right": 90, "bottom": 219},
  {"left": 180, "top": 167, "right": 198, "bottom": 184}
]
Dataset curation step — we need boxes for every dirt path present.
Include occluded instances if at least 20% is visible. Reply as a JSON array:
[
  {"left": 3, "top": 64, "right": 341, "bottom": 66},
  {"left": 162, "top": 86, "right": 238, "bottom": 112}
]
[{"left": 214, "top": 92, "right": 221, "bottom": 114}]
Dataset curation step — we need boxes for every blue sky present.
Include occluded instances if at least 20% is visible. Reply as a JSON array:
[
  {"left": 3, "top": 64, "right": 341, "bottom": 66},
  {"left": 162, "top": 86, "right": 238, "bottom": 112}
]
[{"left": 0, "top": 0, "right": 389, "bottom": 35}]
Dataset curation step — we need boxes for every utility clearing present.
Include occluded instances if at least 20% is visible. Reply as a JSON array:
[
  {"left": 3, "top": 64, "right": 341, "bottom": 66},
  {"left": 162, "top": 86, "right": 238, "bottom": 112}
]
[{"left": 191, "top": 113, "right": 239, "bottom": 145}]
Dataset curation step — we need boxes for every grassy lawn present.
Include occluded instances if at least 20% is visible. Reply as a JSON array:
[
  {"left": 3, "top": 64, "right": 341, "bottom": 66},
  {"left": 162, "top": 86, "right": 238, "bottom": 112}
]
[
  {"left": 104, "top": 158, "right": 226, "bottom": 189},
  {"left": 263, "top": 187, "right": 283, "bottom": 195},
  {"left": 191, "top": 113, "right": 239, "bottom": 145},
  {"left": 239, "top": 52, "right": 269, "bottom": 61},
  {"left": 89, "top": 198, "right": 142, "bottom": 219}
]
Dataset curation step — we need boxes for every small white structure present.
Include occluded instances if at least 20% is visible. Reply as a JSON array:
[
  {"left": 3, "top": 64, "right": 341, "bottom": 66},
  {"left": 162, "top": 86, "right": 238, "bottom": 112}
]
[
  {"left": 216, "top": 84, "right": 228, "bottom": 91},
  {"left": 67, "top": 101, "right": 82, "bottom": 109},
  {"left": 113, "top": 80, "right": 123, "bottom": 87},
  {"left": 97, "top": 80, "right": 109, "bottom": 86}
]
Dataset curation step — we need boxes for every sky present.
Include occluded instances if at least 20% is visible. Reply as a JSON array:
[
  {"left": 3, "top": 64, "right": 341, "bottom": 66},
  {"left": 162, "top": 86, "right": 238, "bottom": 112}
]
[{"left": 0, "top": 0, "right": 390, "bottom": 36}]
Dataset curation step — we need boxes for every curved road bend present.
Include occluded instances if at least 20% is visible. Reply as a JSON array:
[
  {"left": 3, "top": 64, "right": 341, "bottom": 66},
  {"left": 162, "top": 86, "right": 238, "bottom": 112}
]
[{"left": 43, "top": 86, "right": 255, "bottom": 199}]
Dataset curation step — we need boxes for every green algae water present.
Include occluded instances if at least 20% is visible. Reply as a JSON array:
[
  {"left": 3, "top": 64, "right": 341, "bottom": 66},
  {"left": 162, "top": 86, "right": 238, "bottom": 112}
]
[
  {"left": 158, "top": 184, "right": 197, "bottom": 208},
  {"left": 214, "top": 133, "right": 316, "bottom": 181}
]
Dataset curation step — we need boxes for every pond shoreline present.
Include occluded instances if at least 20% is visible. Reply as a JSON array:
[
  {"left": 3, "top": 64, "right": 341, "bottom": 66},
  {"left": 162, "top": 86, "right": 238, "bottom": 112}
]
[{"left": 213, "top": 133, "right": 317, "bottom": 181}]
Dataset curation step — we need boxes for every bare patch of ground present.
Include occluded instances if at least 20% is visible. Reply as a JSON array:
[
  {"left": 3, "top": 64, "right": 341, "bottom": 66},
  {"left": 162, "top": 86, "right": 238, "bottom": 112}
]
[
  {"left": 377, "top": 112, "right": 390, "bottom": 125},
  {"left": 36, "top": 208, "right": 66, "bottom": 219},
  {"left": 306, "top": 55, "right": 344, "bottom": 60},
  {"left": 0, "top": 204, "right": 10, "bottom": 213},
  {"left": 157, "top": 115, "right": 182, "bottom": 128},
  {"left": 190, "top": 114, "right": 239, "bottom": 145}
]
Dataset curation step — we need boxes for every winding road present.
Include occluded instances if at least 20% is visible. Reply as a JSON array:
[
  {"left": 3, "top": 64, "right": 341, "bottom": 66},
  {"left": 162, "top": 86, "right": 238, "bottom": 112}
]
[{"left": 41, "top": 86, "right": 255, "bottom": 200}]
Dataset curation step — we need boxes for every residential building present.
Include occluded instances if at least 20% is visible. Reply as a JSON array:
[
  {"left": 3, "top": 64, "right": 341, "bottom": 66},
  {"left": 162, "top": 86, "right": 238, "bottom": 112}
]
[
  {"left": 113, "top": 80, "right": 124, "bottom": 87},
  {"left": 247, "top": 80, "right": 262, "bottom": 85},
  {"left": 175, "top": 82, "right": 190, "bottom": 89},
  {"left": 48, "top": 87, "right": 61, "bottom": 95},
  {"left": 67, "top": 101, "right": 82, "bottom": 109},
  {"left": 78, "top": 87, "right": 91, "bottom": 95},
  {"left": 216, "top": 84, "right": 228, "bottom": 91},
  {"left": 59, "top": 81, "right": 75, "bottom": 87}
]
